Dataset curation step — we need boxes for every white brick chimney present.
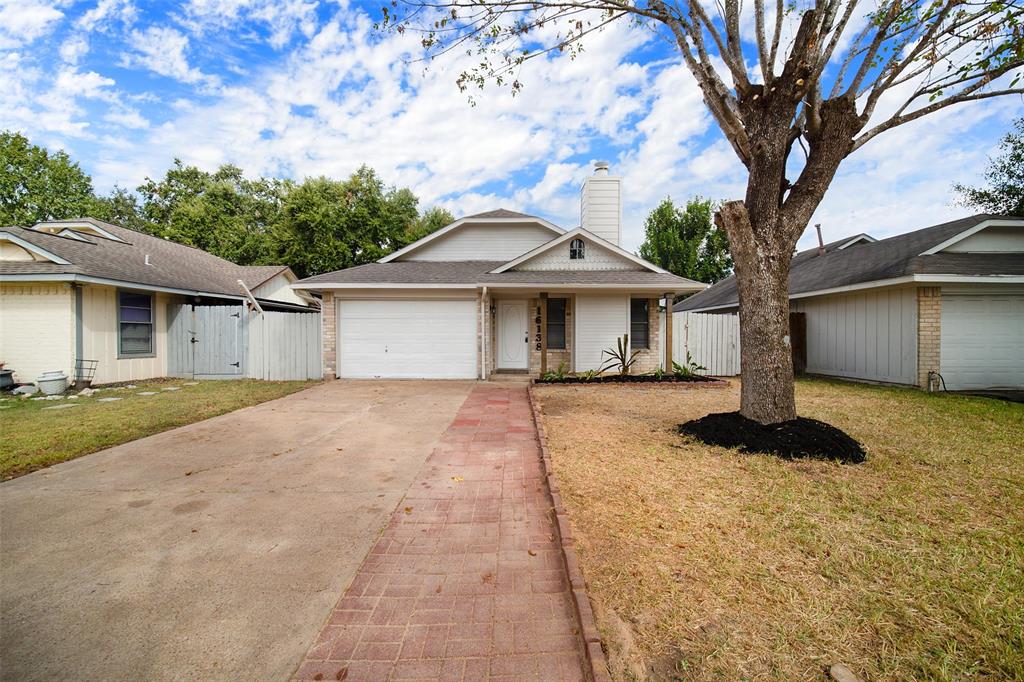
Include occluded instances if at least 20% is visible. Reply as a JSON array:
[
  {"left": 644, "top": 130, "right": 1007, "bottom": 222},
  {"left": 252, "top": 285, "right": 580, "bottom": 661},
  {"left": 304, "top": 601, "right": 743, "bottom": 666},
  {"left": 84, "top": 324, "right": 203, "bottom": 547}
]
[{"left": 580, "top": 161, "right": 622, "bottom": 246}]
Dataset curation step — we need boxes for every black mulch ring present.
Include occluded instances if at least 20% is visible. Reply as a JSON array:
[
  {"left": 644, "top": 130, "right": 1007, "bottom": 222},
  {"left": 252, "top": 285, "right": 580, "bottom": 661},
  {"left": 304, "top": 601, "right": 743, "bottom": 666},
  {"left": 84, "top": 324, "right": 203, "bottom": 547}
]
[
  {"left": 678, "top": 411, "right": 867, "bottom": 464},
  {"left": 536, "top": 374, "right": 722, "bottom": 385}
]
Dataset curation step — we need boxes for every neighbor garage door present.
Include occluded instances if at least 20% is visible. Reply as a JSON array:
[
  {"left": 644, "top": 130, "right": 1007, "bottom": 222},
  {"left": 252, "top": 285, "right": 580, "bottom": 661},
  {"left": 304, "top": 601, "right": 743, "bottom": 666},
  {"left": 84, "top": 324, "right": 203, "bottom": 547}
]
[
  {"left": 940, "top": 293, "right": 1024, "bottom": 389},
  {"left": 337, "top": 299, "right": 478, "bottom": 379}
]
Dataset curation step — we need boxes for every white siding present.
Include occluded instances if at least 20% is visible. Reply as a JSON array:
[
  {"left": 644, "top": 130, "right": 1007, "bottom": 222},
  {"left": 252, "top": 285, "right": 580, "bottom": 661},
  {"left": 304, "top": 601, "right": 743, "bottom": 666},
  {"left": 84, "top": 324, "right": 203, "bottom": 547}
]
[
  {"left": 0, "top": 282, "right": 75, "bottom": 383},
  {"left": 515, "top": 235, "right": 641, "bottom": 271},
  {"left": 403, "top": 222, "right": 556, "bottom": 261},
  {"left": 944, "top": 225, "right": 1024, "bottom": 252},
  {"left": 80, "top": 284, "right": 171, "bottom": 384},
  {"left": 791, "top": 287, "right": 917, "bottom": 385},
  {"left": 252, "top": 272, "right": 308, "bottom": 306},
  {"left": 580, "top": 176, "right": 621, "bottom": 245},
  {"left": 574, "top": 294, "right": 629, "bottom": 371}
]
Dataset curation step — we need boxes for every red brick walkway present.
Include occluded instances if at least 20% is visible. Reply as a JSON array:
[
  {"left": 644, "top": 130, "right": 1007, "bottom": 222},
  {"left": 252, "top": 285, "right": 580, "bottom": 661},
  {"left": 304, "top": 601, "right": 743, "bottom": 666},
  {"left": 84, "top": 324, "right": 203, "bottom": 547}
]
[{"left": 293, "top": 385, "right": 587, "bottom": 682}]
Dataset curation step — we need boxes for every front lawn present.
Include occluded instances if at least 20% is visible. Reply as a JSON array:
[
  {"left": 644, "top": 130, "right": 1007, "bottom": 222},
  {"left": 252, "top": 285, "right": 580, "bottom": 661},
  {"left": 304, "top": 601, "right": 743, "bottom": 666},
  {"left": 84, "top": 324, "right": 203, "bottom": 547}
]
[
  {"left": 1, "top": 379, "right": 315, "bottom": 479},
  {"left": 533, "top": 379, "right": 1024, "bottom": 681}
]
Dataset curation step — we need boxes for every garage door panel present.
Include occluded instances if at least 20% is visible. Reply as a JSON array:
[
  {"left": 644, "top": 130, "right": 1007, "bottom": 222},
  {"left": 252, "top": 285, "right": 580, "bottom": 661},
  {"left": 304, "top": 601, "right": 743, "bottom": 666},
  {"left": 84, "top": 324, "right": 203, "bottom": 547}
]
[
  {"left": 338, "top": 299, "right": 477, "bottom": 379},
  {"left": 941, "top": 294, "right": 1024, "bottom": 390}
]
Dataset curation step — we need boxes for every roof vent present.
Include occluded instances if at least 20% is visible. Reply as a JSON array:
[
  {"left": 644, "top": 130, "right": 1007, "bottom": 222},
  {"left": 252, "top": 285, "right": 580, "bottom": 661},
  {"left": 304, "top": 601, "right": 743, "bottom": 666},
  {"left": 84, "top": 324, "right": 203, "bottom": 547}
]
[
  {"left": 594, "top": 160, "right": 610, "bottom": 176},
  {"left": 144, "top": 254, "right": 153, "bottom": 266}
]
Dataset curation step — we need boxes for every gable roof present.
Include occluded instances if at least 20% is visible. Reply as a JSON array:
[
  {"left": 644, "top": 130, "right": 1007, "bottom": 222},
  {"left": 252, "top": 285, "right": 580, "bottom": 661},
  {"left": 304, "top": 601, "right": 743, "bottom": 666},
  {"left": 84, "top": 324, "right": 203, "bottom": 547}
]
[
  {"left": 378, "top": 210, "right": 564, "bottom": 263},
  {"left": 295, "top": 259, "right": 703, "bottom": 290},
  {"left": 489, "top": 227, "right": 669, "bottom": 274},
  {"left": 675, "top": 214, "right": 1024, "bottom": 312},
  {"left": 0, "top": 219, "right": 299, "bottom": 300}
]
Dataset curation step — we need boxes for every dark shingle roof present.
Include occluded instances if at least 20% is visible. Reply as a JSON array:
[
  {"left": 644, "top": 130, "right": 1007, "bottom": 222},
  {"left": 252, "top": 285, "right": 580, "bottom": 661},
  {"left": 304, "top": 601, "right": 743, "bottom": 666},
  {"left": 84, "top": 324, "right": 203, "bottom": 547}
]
[
  {"left": 675, "top": 214, "right": 1023, "bottom": 312},
  {"left": 464, "top": 208, "right": 537, "bottom": 219},
  {"left": 0, "top": 219, "right": 294, "bottom": 298},
  {"left": 297, "top": 260, "right": 703, "bottom": 289}
]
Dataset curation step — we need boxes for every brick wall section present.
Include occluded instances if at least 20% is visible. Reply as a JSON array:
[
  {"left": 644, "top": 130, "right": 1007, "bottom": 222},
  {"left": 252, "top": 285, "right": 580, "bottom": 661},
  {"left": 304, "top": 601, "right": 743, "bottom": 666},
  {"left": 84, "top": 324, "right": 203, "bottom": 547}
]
[
  {"left": 322, "top": 291, "right": 336, "bottom": 379},
  {"left": 631, "top": 297, "right": 662, "bottom": 374},
  {"left": 916, "top": 286, "right": 941, "bottom": 389}
]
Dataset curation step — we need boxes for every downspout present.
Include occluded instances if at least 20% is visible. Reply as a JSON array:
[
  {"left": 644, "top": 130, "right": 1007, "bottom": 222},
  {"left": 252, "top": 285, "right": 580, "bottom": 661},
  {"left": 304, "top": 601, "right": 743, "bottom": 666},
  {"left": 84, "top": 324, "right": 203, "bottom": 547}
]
[
  {"left": 73, "top": 284, "right": 83, "bottom": 382},
  {"left": 480, "top": 286, "right": 488, "bottom": 380}
]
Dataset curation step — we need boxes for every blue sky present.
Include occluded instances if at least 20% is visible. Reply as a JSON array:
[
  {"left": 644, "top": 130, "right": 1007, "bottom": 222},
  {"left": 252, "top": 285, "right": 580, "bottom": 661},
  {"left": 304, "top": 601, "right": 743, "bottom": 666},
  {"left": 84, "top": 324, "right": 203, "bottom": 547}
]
[{"left": 1, "top": 0, "right": 1020, "bottom": 251}]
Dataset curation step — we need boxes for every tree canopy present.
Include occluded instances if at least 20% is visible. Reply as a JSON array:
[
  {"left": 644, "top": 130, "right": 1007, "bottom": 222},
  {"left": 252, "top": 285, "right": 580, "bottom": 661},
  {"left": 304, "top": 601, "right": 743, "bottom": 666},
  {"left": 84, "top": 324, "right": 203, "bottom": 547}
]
[
  {"left": 638, "top": 197, "right": 732, "bottom": 285},
  {"left": 1, "top": 132, "right": 454, "bottom": 277},
  {"left": 955, "top": 117, "right": 1024, "bottom": 217},
  {"left": 0, "top": 131, "right": 99, "bottom": 226}
]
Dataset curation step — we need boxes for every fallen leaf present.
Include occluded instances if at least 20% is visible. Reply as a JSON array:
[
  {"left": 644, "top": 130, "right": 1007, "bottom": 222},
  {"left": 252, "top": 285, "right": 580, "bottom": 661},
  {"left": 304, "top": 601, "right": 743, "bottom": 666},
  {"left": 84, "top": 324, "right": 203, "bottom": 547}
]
[
  {"left": 404, "top": 507, "right": 413, "bottom": 514},
  {"left": 528, "top": 549, "right": 537, "bottom": 557},
  {"left": 336, "top": 668, "right": 349, "bottom": 681},
  {"left": 185, "top": 471, "right": 193, "bottom": 476},
  {"left": 451, "top": 476, "right": 464, "bottom": 483}
]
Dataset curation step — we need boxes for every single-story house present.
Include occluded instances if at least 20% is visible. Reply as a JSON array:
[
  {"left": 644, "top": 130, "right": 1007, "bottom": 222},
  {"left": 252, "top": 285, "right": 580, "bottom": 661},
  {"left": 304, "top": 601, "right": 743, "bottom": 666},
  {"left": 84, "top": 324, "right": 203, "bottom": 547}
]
[
  {"left": 675, "top": 214, "right": 1024, "bottom": 390},
  {"left": 295, "top": 163, "right": 706, "bottom": 379},
  {"left": 0, "top": 218, "right": 317, "bottom": 385}
]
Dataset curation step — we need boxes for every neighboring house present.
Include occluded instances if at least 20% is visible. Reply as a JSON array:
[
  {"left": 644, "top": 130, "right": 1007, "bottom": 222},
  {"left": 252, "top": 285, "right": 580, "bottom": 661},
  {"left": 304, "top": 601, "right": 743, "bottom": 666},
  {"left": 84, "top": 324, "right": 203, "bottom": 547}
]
[
  {"left": 295, "top": 163, "right": 705, "bottom": 380},
  {"left": 0, "top": 218, "right": 317, "bottom": 385},
  {"left": 675, "top": 215, "right": 1024, "bottom": 390}
]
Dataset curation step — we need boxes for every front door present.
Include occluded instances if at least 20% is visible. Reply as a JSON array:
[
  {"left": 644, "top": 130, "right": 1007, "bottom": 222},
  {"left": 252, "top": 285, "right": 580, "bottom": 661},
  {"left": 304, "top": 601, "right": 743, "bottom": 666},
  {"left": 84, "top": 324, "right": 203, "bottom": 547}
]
[{"left": 497, "top": 300, "right": 529, "bottom": 369}]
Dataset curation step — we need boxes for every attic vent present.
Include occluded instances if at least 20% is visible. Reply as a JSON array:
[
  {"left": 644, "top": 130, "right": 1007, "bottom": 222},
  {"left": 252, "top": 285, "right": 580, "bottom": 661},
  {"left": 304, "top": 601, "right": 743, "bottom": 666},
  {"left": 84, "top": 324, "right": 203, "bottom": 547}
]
[{"left": 144, "top": 254, "right": 152, "bottom": 266}]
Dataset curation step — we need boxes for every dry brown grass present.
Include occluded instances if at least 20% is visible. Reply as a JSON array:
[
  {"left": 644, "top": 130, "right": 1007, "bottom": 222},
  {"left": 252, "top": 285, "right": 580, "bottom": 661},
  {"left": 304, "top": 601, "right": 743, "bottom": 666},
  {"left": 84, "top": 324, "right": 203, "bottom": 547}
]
[{"left": 534, "top": 379, "right": 1024, "bottom": 681}]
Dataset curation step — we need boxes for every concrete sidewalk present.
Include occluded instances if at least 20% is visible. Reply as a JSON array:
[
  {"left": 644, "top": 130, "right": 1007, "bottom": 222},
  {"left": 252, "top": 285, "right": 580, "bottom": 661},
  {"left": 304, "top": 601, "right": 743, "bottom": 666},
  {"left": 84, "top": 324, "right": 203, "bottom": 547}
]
[
  {"left": 1, "top": 380, "right": 473, "bottom": 682},
  {"left": 293, "top": 385, "right": 587, "bottom": 681}
]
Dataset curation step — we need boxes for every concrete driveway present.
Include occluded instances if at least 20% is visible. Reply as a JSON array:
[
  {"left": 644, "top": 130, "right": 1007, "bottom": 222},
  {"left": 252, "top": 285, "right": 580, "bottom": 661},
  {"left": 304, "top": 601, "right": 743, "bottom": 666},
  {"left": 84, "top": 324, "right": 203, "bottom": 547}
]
[{"left": 0, "top": 380, "right": 474, "bottom": 682}]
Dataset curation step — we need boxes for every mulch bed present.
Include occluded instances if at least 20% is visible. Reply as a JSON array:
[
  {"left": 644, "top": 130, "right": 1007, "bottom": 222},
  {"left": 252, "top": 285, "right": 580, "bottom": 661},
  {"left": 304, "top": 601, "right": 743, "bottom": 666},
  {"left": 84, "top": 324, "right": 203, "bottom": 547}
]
[
  {"left": 536, "top": 374, "right": 725, "bottom": 385},
  {"left": 678, "top": 411, "right": 867, "bottom": 464}
]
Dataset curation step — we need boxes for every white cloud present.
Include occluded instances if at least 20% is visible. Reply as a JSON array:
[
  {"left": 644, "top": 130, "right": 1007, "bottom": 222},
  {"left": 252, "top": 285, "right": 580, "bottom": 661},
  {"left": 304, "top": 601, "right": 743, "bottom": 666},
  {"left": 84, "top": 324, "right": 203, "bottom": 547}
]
[
  {"left": 59, "top": 36, "right": 89, "bottom": 64},
  {"left": 123, "top": 26, "right": 219, "bottom": 87},
  {"left": 77, "top": 0, "right": 137, "bottom": 31},
  {"left": 0, "top": 0, "right": 64, "bottom": 49},
  {"left": 180, "top": 0, "right": 319, "bottom": 49}
]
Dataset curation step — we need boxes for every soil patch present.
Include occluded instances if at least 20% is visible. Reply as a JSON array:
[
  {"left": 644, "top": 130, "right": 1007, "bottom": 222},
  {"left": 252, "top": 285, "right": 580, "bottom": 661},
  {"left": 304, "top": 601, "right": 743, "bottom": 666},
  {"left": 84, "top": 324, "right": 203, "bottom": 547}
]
[
  {"left": 679, "top": 411, "right": 867, "bottom": 463},
  {"left": 536, "top": 374, "right": 725, "bottom": 385}
]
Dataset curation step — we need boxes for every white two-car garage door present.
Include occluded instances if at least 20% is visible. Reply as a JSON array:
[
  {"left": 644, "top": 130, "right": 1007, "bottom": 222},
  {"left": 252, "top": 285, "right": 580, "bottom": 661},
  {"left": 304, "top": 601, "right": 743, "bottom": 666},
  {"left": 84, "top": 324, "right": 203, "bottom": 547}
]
[
  {"left": 940, "top": 293, "right": 1024, "bottom": 390},
  {"left": 337, "top": 299, "right": 478, "bottom": 379}
]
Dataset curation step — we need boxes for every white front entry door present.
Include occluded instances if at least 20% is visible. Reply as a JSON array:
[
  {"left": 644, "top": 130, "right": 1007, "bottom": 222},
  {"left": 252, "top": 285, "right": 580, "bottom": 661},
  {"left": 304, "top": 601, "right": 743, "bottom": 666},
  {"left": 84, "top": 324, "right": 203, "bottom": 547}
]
[{"left": 497, "top": 300, "right": 529, "bottom": 369}]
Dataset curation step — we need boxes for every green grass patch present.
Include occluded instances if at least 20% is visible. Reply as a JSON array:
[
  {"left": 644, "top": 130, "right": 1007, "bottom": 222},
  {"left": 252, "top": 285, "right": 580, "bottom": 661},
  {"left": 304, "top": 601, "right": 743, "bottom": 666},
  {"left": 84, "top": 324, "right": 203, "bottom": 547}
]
[{"left": 1, "top": 379, "right": 315, "bottom": 479}]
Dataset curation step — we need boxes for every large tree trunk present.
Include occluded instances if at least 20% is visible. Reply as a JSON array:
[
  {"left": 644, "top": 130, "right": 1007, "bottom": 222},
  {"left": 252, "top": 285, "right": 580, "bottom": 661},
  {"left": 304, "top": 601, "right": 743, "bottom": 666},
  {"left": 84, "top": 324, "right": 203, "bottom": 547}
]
[{"left": 718, "top": 201, "right": 796, "bottom": 424}]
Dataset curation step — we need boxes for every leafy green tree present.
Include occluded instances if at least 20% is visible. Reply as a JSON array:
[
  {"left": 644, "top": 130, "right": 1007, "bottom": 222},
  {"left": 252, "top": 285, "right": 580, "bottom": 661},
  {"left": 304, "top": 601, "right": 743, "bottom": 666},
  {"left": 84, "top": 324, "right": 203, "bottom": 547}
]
[
  {"left": 639, "top": 197, "right": 732, "bottom": 284},
  {"left": 0, "top": 131, "right": 97, "bottom": 225},
  {"left": 136, "top": 160, "right": 289, "bottom": 264},
  {"left": 955, "top": 118, "right": 1024, "bottom": 217},
  {"left": 90, "top": 185, "right": 153, "bottom": 232},
  {"left": 409, "top": 206, "right": 455, "bottom": 241},
  {"left": 274, "top": 167, "right": 428, "bottom": 277}
]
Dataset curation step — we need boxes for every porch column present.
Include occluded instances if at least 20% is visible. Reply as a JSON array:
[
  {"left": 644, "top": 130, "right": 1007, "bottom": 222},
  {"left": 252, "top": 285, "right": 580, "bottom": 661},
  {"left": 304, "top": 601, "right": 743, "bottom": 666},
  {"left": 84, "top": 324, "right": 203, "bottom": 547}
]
[
  {"left": 664, "top": 292, "right": 674, "bottom": 370},
  {"left": 540, "top": 292, "right": 548, "bottom": 374}
]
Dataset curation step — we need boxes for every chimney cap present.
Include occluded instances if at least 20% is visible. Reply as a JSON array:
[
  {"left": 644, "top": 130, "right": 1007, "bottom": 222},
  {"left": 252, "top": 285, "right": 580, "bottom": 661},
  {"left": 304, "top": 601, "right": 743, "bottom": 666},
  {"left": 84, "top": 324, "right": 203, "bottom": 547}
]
[{"left": 594, "top": 160, "right": 610, "bottom": 174}]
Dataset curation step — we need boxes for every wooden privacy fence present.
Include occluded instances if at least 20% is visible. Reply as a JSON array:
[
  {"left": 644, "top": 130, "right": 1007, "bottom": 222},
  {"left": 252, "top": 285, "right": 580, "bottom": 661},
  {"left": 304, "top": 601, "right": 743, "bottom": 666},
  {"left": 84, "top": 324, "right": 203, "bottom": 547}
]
[
  {"left": 169, "top": 303, "right": 321, "bottom": 381},
  {"left": 672, "top": 312, "right": 741, "bottom": 376},
  {"left": 246, "top": 310, "right": 321, "bottom": 381}
]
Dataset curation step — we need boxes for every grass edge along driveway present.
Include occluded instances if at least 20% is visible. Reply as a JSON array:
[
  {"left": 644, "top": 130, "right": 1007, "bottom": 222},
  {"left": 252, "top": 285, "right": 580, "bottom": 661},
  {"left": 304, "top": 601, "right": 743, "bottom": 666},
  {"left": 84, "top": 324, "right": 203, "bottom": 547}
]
[
  {"left": 533, "top": 378, "right": 1024, "bottom": 681},
  {"left": 1, "top": 379, "right": 316, "bottom": 479}
]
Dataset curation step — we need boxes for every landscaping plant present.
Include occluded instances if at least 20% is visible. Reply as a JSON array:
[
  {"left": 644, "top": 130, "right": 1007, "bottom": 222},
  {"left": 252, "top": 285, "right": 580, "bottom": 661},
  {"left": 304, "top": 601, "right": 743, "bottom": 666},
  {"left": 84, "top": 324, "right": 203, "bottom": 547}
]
[{"left": 600, "top": 334, "right": 642, "bottom": 376}]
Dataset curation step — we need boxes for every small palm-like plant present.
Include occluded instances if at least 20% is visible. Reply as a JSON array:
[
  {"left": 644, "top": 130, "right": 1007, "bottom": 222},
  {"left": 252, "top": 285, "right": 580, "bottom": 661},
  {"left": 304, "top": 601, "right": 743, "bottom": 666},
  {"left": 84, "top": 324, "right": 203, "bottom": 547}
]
[
  {"left": 600, "top": 334, "right": 642, "bottom": 376},
  {"left": 672, "top": 351, "right": 707, "bottom": 378},
  {"left": 541, "top": 361, "right": 570, "bottom": 381}
]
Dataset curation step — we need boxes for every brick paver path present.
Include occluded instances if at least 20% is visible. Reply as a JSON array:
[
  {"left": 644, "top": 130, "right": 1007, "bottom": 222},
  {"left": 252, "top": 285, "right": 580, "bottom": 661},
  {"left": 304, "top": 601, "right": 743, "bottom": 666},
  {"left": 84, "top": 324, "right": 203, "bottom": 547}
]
[{"left": 293, "top": 385, "right": 587, "bottom": 682}]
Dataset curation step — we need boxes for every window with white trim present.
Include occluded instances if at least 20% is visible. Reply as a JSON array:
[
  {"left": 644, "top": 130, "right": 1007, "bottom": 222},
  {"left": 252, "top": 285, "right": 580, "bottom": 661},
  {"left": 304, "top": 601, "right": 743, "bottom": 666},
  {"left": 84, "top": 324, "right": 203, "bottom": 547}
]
[
  {"left": 630, "top": 298, "right": 649, "bottom": 349},
  {"left": 569, "top": 238, "right": 585, "bottom": 260},
  {"left": 118, "top": 291, "right": 154, "bottom": 356}
]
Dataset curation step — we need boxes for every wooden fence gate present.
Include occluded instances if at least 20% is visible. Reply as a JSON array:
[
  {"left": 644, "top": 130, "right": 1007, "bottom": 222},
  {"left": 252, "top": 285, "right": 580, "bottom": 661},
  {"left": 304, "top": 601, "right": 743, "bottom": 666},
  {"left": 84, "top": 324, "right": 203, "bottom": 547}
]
[{"left": 168, "top": 303, "right": 321, "bottom": 381}]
